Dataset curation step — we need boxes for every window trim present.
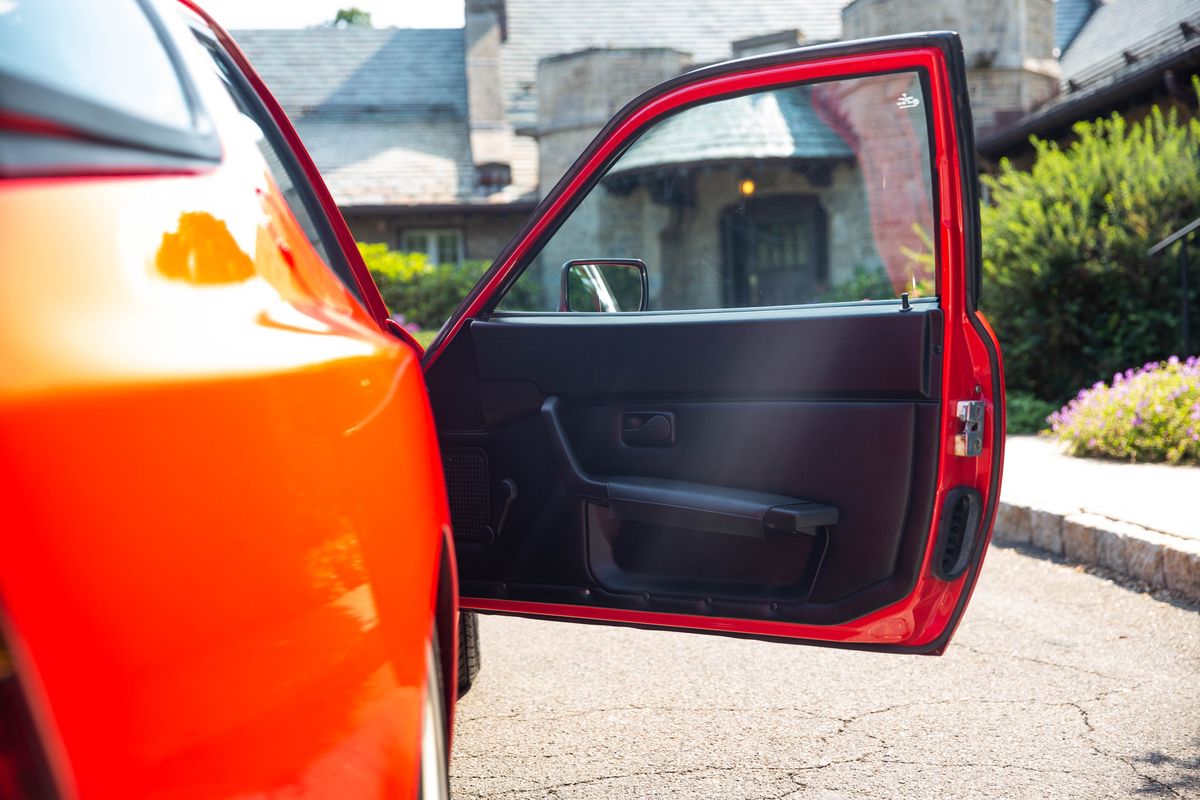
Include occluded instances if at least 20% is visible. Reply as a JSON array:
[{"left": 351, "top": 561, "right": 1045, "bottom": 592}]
[
  {"left": 190, "top": 25, "right": 366, "bottom": 308},
  {"left": 472, "top": 65, "right": 941, "bottom": 320},
  {"left": 0, "top": 0, "right": 221, "bottom": 168}
]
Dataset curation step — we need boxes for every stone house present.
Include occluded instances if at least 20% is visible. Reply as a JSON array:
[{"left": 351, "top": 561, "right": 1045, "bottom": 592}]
[{"left": 233, "top": 0, "right": 1200, "bottom": 276}]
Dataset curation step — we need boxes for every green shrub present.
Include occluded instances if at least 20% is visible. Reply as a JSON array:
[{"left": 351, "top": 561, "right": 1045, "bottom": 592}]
[
  {"left": 1007, "top": 391, "right": 1057, "bottom": 434},
  {"left": 981, "top": 102, "right": 1200, "bottom": 402},
  {"left": 1046, "top": 356, "right": 1200, "bottom": 464},
  {"left": 358, "top": 243, "right": 539, "bottom": 331}
]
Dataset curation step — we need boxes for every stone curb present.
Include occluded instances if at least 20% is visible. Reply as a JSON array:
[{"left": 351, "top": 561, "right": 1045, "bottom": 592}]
[{"left": 993, "top": 501, "right": 1200, "bottom": 603}]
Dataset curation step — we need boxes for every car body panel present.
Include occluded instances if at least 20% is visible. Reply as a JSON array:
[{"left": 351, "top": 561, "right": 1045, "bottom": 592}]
[{"left": 0, "top": 4, "right": 450, "bottom": 796}]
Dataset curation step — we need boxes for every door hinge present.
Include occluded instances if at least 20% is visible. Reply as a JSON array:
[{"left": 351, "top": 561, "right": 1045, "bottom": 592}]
[{"left": 954, "top": 401, "right": 985, "bottom": 457}]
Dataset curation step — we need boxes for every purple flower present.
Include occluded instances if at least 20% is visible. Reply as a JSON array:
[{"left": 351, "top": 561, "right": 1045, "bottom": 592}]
[
  {"left": 1133, "top": 414, "right": 1144, "bottom": 427},
  {"left": 1169, "top": 355, "right": 1180, "bottom": 366}
]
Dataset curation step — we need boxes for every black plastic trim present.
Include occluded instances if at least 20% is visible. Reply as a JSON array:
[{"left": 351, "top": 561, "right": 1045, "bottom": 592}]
[
  {"left": 0, "top": 0, "right": 222, "bottom": 172},
  {"left": 541, "top": 397, "right": 608, "bottom": 498},
  {"left": 608, "top": 476, "right": 838, "bottom": 539},
  {"left": 931, "top": 486, "right": 982, "bottom": 580},
  {"left": 476, "top": 306, "right": 941, "bottom": 400}
]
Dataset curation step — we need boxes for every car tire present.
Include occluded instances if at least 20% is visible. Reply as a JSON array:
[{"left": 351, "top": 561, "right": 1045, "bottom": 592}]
[
  {"left": 456, "top": 610, "right": 481, "bottom": 697},
  {"left": 419, "top": 632, "right": 451, "bottom": 800}
]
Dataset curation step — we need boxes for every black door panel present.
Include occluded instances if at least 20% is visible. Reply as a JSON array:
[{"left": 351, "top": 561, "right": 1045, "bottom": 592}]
[
  {"left": 470, "top": 304, "right": 942, "bottom": 400},
  {"left": 429, "top": 307, "right": 942, "bottom": 627}
]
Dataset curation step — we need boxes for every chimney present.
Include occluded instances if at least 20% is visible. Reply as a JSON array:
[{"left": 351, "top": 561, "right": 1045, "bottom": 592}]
[
  {"left": 464, "top": 0, "right": 512, "bottom": 191},
  {"left": 731, "top": 29, "right": 803, "bottom": 58}
]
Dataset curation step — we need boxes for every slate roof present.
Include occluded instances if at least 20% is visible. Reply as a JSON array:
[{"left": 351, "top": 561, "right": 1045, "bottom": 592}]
[
  {"left": 233, "top": 28, "right": 520, "bottom": 207},
  {"left": 234, "top": 28, "right": 466, "bottom": 118},
  {"left": 1058, "top": 0, "right": 1200, "bottom": 85},
  {"left": 500, "top": 0, "right": 849, "bottom": 129},
  {"left": 610, "top": 87, "right": 853, "bottom": 175},
  {"left": 291, "top": 116, "right": 473, "bottom": 205}
]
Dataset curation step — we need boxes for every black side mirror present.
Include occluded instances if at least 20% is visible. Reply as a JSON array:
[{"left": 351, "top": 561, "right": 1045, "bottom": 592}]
[{"left": 558, "top": 259, "right": 648, "bottom": 312}]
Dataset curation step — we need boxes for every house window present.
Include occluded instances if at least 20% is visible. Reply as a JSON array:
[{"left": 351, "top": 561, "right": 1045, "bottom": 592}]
[{"left": 399, "top": 228, "right": 464, "bottom": 265}]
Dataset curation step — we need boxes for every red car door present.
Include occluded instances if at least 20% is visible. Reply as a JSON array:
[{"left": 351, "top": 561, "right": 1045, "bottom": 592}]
[{"left": 426, "top": 33, "right": 1005, "bottom": 654}]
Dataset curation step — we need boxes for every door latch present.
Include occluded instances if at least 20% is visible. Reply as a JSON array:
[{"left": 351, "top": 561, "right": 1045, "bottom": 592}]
[{"left": 954, "top": 401, "right": 985, "bottom": 457}]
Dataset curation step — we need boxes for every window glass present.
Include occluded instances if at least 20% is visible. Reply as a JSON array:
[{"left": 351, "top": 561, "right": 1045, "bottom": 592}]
[
  {"left": 194, "top": 34, "right": 360, "bottom": 298},
  {"left": 0, "top": 0, "right": 192, "bottom": 130},
  {"left": 499, "top": 71, "right": 936, "bottom": 312}
]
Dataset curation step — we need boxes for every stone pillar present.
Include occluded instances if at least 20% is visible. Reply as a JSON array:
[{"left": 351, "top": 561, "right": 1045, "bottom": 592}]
[
  {"left": 534, "top": 48, "right": 692, "bottom": 196},
  {"left": 464, "top": 0, "right": 512, "bottom": 191},
  {"left": 530, "top": 48, "right": 691, "bottom": 303},
  {"left": 841, "top": 0, "right": 1061, "bottom": 134}
]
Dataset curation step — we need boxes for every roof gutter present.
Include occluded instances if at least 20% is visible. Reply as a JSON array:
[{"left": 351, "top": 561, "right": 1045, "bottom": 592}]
[
  {"left": 339, "top": 201, "right": 538, "bottom": 216},
  {"left": 977, "top": 40, "right": 1200, "bottom": 157}
]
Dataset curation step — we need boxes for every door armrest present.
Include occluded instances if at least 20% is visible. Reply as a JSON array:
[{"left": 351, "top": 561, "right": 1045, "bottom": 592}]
[{"left": 608, "top": 476, "right": 838, "bottom": 539}]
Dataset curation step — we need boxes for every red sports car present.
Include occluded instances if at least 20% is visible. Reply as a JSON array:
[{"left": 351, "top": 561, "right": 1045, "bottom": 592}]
[{"left": 0, "top": 0, "right": 1004, "bottom": 796}]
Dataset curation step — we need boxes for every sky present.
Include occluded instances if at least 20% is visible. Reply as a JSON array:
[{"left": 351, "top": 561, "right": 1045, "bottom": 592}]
[{"left": 195, "top": 0, "right": 465, "bottom": 29}]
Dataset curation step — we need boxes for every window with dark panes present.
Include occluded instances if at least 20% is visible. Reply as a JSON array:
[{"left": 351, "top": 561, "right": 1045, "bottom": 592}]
[{"left": 399, "top": 229, "right": 464, "bottom": 266}]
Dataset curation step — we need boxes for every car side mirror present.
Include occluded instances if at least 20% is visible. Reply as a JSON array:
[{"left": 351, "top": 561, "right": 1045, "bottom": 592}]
[{"left": 558, "top": 259, "right": 648, "bottom": 313}]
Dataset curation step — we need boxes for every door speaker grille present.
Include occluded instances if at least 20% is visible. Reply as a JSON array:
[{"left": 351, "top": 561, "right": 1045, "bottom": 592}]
[
  {"left": 442, "top": 447, "right": 490, "bottom": 543},
  {"left": 933, "top": 486, "right": 982, "bottom": 580}
]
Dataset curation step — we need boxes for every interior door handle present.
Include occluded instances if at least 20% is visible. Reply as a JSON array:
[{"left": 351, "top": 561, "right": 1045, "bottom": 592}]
[{"left": 622, "top": 412, "right": 675, "bottom": 446}]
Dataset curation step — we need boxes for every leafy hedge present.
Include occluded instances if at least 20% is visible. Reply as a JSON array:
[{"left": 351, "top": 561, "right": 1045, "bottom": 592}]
[
  {"left": 981, "top": 103, "right": 1200, "bottom": 403},
  {"left": 1007, "top": 392, "right": 1058, "bottom": 435},
  {"left": 1047, "top": 357, "right": 1200, "bottom": 464},
  {"left": 359, "top": 243, "right": 538, "bottom": 332}
]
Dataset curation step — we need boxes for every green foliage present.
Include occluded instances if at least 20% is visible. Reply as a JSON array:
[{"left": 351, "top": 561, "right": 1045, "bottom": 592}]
[
  {"left": 1006, "top": 391, "right": 1057, "bottom": 435},
  {"left": 980, "top": 102, "right": 1200, "bottom": 402},
  {"left": 1046, "top": 357, "right": 1200, "bottom": 464},
  {"left": 359, "top": 242, "right": 539, "bottom": 331},
  {"left": 819, "top": 264, "right": 933, "bottom": 303},
  {"left": 328, "top": 7, "right": 372, "bottom": 27}
]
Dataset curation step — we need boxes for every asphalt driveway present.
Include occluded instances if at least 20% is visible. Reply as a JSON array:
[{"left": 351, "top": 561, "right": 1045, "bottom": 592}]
[{"left": 451, "top": 546, "right": 1200, "bottom": 799}]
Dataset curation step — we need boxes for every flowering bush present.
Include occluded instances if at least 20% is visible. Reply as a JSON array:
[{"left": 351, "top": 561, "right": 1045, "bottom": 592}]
[
  {"left": 1046, "top": 357, "right": 1200, "bottom": 464},
  {"left": 981, "top": 100, "right": 1200, "bottom": 402}
]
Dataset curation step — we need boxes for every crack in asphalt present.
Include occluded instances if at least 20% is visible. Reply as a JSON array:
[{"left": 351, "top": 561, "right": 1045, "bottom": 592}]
[{"left": 951, "top": 642, "right": 1128, "bottom": 682}]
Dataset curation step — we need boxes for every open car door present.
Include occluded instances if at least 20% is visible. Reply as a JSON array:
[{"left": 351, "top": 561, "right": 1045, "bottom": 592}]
[{"left": 425, "top": 33, "right": 1004, "bottom": 654}]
